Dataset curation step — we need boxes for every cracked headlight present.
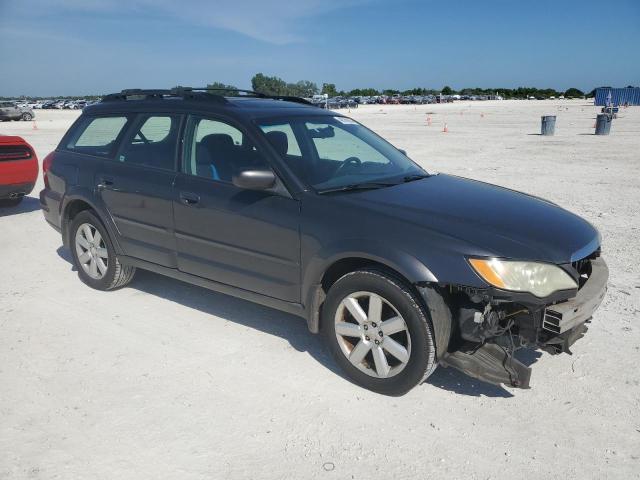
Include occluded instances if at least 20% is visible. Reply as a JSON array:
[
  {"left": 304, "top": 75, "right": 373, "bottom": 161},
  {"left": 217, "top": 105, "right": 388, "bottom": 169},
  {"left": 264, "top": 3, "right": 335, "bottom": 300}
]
[{"left": 468, "top": 258, "right": 578, "bottom": 298}]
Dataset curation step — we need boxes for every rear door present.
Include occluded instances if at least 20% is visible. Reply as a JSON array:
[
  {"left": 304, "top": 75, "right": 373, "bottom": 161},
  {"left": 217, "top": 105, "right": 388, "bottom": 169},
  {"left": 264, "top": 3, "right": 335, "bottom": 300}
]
[
  {"left": 172, "top": 114, "right": 301, "bottom": 302},
  {"left": 95, "top": 114, "right": 182, "bottom": 267}
]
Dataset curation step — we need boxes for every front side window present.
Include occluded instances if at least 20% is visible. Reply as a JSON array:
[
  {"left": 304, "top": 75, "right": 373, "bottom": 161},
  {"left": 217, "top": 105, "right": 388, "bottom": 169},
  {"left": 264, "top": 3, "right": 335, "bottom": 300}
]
[
  {"left": 182, "top": 116, "right": 268, "bottom": 182},
  {"left": 256, "top": 116, "right": 425, "bottom": 191},
  {"left": 259, "top": 123, "right": 302, "bottom": 157},
  {"left": 66, "top": 116, "right": 129, "bottom": 157},
  {"left": 118, "top": 115, "right": 181, "bottom": 170}
]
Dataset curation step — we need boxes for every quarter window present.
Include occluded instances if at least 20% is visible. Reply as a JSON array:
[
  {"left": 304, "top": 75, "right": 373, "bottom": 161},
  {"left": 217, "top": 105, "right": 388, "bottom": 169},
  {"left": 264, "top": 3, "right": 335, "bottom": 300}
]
[{"left": 66, "top": 116, "right": 129, "bottom": 157}]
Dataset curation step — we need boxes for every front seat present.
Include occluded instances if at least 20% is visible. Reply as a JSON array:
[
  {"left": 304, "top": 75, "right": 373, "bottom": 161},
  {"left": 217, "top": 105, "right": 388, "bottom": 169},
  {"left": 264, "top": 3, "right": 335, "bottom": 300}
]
[
  {"left": 197, "top": 134, "right": 236, "bottom": 181},
  {"left": 265, "top": 131, "right": 288, "bottom": 157}
]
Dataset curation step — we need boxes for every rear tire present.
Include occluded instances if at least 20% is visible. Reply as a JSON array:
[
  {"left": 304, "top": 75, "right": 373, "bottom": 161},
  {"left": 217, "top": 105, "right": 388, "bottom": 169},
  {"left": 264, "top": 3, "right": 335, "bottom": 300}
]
[
  {"left": 322, "top": 269, "right": 437, "bottom": 396},
  {"left": 69, "top": 210, "right": 136, "bottom": 290}
]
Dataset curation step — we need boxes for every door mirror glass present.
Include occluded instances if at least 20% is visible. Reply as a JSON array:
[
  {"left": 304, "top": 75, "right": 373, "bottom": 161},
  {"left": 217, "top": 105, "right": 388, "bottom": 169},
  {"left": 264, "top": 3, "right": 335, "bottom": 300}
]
[{"left": 232, "top": 169, "right": 276, "bottom": 191}]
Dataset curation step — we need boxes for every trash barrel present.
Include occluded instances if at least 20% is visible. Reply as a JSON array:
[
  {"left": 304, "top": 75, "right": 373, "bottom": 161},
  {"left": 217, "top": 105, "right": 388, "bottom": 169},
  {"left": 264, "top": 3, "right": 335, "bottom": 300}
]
[
  {"left": 541, "top": 115, "right": 556, "bottom": 136},
  {"left": 595, "top": 114, "right": 612, "bottom": 135}
]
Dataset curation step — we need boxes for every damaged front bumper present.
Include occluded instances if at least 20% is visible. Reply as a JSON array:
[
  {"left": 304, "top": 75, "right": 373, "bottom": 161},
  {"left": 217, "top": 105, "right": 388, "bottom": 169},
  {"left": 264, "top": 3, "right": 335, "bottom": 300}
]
[
  {"left": 442, "top": 256, "right": 608, "bottom": 389},
  {"left": 541, "top": 257, "right": 608, "bottom": 354}
]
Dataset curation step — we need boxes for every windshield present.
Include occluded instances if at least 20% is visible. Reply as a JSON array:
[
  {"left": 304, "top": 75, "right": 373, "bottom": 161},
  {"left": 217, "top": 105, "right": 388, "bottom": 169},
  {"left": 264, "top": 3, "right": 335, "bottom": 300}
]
[{"left": 257, "top": 116, "right": 426, "bottom": 192}]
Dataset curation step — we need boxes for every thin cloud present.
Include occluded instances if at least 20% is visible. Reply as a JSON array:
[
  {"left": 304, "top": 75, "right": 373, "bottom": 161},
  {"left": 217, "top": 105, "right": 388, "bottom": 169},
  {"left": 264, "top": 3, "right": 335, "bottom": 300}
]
[{"left": 13, "top": 0, "right": 374, "bottom": 44}]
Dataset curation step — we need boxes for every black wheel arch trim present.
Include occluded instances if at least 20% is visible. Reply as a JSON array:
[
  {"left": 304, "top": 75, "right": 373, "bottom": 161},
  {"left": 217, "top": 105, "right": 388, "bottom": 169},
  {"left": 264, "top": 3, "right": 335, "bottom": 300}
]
[
  {"left": 60, "top": 189, "right": 124, "bottom": 255},
  {"left": 303, "top": 240, "right": 440, "bottom": 333},
  {"left": 302, "top": 239, "right": 438, "bottom": 299}
]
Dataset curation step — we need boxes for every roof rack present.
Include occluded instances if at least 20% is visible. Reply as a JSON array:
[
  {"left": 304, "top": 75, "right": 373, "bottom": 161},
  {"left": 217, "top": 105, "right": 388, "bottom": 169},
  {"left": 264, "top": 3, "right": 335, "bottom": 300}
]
[{"left": 101, "top": 87, "right": 313, "bottom": 106}]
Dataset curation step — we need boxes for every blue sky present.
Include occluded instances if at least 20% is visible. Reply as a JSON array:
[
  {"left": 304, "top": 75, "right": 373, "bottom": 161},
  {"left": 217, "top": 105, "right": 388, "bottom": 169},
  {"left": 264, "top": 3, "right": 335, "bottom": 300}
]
[{"left": 1, "top": 0, "right": 638, "bottom": 96}]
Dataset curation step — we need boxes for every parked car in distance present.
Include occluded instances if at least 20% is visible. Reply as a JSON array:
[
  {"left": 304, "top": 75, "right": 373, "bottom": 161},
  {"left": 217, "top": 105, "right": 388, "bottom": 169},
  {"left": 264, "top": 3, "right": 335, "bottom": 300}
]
[
  {"left": 40, "top": 87, "right": 608, "bottom": 395},
  {"left": 0, "top": 135, "right": 39, "bottom": 206},
  {"left": 0, "top": 102, "right": 34, "bottom": 121}
]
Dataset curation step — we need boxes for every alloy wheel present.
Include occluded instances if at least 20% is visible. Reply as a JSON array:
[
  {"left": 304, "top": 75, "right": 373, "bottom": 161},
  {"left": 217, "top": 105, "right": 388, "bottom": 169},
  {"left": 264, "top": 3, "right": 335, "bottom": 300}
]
[
  {"left": 75, "top": 223, "right": 109, "bottom": 280},
  {"left": 334, "top": 291, "right": 411, "bottom": 378}
]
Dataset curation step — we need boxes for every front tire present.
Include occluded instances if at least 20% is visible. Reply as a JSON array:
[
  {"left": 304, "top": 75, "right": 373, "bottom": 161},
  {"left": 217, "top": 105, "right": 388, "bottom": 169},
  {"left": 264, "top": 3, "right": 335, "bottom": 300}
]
[
  {"left": 21, "top": 112, "right": 33, "bottom": 121},
  {"left": 70, "top": 210, "right": 136, "bottom": 290},
  {"left": 322, "top": 269, "right": 437, "bottom": 396}
]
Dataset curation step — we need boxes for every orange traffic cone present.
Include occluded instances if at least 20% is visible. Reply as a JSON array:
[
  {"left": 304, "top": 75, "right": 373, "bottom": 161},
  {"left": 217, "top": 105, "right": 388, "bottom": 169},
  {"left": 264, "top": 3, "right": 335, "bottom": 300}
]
[
  {"left": 427, "top": 115, "right": 432, "bottom": 126},
  {"left": 443, "top": 123, "right": 449, "bottom": 133},
  {"left": 32, "top": 120, "right": 38, "bottom": 130}
]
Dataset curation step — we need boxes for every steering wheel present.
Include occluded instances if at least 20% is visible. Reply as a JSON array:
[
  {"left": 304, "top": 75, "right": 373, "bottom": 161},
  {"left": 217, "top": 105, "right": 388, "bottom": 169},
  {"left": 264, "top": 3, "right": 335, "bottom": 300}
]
[{"left": 334, "top": 157, "right": 362, "bottom": 177}]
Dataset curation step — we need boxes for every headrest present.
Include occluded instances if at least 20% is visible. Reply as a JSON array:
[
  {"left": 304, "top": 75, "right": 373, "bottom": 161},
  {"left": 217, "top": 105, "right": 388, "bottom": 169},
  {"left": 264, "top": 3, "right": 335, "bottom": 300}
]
[
  {"left": 265, "top": 131, "right": 288, "bottom": 156},
  {"left": 200, "top": 133, "right": 235, "bottom": 151}
]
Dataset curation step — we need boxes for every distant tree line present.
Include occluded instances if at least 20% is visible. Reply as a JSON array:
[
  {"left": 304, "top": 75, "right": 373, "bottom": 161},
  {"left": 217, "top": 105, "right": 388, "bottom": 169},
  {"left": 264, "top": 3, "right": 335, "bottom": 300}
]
[
  {"left": 7, "top": 80, "right": 639, "bottom": 101},
  {"left": 245, "top": 75, "right": 589, "bottom": 99}
]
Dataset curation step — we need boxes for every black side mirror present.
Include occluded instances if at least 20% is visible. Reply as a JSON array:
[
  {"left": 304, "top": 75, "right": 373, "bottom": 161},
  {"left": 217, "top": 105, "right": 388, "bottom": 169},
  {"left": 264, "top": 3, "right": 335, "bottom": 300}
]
[{"left": 232, "top": 169, "right": 276, "bottom": 191}]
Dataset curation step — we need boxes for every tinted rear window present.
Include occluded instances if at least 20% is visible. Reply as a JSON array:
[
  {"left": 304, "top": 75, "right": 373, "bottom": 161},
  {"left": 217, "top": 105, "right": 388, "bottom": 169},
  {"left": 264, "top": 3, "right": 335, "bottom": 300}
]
[{"left": 66, "top": 116, "right": 129, "bottom": 157}]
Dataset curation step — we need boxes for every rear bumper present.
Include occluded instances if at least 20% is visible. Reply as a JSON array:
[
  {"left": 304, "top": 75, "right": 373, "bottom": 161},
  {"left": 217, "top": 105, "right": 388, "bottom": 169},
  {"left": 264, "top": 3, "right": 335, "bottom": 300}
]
[
  {"left": 39, "top": 188, "right": 62, "bottom": 232},
  {"left": 0, "top": 181, "right": 35, "bottom": 199},
  {"left": 0, "top": 159, "right": 38, "bottom": 185}
]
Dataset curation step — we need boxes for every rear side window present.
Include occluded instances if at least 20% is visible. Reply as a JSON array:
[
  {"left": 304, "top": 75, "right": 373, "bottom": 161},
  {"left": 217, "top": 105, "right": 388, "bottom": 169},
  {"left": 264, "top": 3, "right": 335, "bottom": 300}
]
[
  {"left": 66, "top": 116, "right": 129, "bottom": 157},
  {"left": 117, "top": 115, "right": 181, "bottom": 171},
  {"left": 133, "top": 116, "right": 173, "bottom": 143}
]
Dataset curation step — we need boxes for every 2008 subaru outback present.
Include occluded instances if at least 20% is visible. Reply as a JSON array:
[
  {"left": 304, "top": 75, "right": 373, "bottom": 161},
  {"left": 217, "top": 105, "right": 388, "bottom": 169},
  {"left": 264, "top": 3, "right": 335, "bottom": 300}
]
[{"left": 40, "top": 88, "right": 608, "bottom": 395}]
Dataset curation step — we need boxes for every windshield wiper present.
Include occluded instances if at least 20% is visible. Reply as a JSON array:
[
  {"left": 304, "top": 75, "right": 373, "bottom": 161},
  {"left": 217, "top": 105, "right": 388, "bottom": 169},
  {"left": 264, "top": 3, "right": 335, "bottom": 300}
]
[
  {"left": 403, "top": 174, "right": 430, "bottom": 183},
  {"left": 317, "top": 181, "right": 398, "bottom": 194}
]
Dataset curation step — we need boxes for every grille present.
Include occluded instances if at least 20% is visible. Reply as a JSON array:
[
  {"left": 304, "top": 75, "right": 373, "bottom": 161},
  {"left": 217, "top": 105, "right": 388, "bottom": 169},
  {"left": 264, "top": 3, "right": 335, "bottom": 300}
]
[{"left": 542, "top": 309, "right": 563, "bottom": 334}]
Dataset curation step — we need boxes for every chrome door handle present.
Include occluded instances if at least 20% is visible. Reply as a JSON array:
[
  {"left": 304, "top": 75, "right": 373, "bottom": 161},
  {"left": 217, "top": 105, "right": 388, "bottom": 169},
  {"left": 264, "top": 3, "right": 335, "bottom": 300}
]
[
  {"left": 179, "top": 192, "right": 200, "bottom": 206},
  {"left": 97, "top": 178, "right": 114, "bottom": 190}
]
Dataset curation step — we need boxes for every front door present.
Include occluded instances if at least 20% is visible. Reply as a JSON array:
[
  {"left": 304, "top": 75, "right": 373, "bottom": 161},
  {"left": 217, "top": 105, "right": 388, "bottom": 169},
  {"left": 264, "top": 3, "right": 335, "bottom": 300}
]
[
  {"left": 172, "top": 115, "right": 301, "bottom": 303},
  {"left": 96, "top": 114, "right": 181, "bottom": 267}
]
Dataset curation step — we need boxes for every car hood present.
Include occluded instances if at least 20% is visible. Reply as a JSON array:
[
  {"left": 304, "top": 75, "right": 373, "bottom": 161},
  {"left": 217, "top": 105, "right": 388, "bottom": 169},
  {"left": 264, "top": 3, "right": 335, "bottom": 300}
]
[{"left": 339, "top": 174, "right": 600, "bottom": 264}]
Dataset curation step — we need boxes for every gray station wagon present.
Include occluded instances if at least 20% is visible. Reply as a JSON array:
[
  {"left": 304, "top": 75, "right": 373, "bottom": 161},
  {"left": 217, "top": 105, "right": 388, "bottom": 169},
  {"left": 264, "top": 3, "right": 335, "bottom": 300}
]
[{"left": 40, "top": 88, "right": 608, "bottom": 395}]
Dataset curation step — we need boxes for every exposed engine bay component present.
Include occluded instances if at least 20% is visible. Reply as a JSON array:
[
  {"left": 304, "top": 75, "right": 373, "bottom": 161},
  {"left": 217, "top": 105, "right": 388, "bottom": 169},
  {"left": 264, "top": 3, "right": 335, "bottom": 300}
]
[
  {"left": 441, "top": 256, "right": 608, "bottom": 389},
  {"left": 441, "top": 343, "right": 531, "bottom": 389}
]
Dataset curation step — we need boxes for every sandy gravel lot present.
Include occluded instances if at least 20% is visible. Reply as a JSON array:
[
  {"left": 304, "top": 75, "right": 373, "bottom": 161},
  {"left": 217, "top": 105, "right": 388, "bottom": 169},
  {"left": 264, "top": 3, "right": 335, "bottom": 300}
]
[{"left": 1, "top": 100, "right": 639, "bottom": 479}]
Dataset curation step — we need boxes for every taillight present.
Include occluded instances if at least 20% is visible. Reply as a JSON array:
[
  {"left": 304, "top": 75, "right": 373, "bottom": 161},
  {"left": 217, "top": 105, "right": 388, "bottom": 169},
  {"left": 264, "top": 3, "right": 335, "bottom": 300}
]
[
  {"left": 0, "top": 145, "right": 32, "bottom": 161},
  {"left": 42, "top": 151, "right": 55, "bottom": 188}
]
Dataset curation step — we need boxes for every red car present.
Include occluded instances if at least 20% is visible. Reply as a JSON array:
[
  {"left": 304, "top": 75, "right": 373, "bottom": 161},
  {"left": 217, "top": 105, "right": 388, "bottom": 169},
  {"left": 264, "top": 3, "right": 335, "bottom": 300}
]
[{"left": 0, "top": 135, "right": 39, "bottom": 206}]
